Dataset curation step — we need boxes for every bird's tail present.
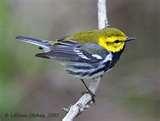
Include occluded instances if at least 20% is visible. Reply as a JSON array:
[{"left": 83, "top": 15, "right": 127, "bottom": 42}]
[{"left": 16, "top": 35, "right": 52, "bottom": 52}]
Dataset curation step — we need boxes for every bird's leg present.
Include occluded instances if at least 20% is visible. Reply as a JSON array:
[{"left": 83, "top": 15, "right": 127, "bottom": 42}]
[{"left": 81, "top": 79, "right": 95, "bottom": 103}]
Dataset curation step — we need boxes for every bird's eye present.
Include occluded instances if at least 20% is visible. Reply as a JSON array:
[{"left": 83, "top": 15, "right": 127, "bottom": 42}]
[{"left": 114, "top": 40, "right": 120, "bottom": 43}]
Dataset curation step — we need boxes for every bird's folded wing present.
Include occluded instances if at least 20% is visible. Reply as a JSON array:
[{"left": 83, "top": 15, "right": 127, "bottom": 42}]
[{"left": 36, "top": 40, "right": 108, "bottom": 65}]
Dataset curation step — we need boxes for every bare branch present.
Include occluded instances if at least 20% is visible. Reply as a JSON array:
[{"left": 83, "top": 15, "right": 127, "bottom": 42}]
[{"left": 98, "top": 0, "right": 109, "bottom": 29}]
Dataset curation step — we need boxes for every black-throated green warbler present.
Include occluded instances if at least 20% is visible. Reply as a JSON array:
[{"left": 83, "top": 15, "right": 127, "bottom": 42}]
[{"left": 16, "top": 27, "right": 134, "bottom": 97}]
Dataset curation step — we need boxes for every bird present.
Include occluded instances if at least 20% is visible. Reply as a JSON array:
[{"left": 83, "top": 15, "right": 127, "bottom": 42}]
[{"left": 16, "top": 27, "right": 135, "bottom": 100}]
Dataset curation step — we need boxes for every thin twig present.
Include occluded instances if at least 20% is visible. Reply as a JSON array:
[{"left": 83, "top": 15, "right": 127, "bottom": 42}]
[
  {"left": 98, "top": 0, "right": 109, "bottom": 29},
  {"left": 62, "top": 0, "right": 109, "bottom": 120}
]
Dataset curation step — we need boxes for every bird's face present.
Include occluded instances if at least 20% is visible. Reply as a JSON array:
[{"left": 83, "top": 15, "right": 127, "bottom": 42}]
[{"left": 98, "top": 28, "right": 135, "bottom": 53}]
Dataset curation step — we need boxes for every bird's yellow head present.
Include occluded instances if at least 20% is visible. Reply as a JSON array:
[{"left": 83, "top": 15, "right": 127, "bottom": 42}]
[{"left": 98, "top": 27, "right": 134, "bottom": 53}]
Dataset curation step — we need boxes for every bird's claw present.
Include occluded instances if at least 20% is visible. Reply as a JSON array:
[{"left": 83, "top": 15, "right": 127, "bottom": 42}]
[{"left": 81, "top": 91, "right": 96, "bottom": 103}]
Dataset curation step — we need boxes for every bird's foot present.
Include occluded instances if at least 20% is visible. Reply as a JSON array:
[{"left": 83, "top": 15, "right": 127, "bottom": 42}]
[
  {"left": 81, "top": 91, "right": 96, "bottom": 103},
  {"left": 80, "top": 79, "right": 96, "bottom": 103}
]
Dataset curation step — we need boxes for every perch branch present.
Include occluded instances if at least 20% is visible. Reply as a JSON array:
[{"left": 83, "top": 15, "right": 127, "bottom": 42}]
[
  {"left": 62, "top": 0, "right": 109, "bottom": 121},
  {"left": 98, "top": 0, "right": 109, "bottom": 29}
]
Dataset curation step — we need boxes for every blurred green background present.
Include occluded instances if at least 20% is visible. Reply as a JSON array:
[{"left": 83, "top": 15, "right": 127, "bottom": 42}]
[{"left": 0, "top": 0, "right": 160, "bottom": 121}]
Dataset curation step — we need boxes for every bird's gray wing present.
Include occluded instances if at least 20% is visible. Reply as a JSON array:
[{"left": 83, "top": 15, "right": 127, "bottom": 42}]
[{"left": 35, "top": 41, "right": 107, "bottom": 64}]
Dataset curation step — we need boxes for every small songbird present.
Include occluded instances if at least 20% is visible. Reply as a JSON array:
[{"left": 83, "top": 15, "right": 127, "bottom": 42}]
[{"left": 16, "top": 27, "right": 134, "bottom": 99}]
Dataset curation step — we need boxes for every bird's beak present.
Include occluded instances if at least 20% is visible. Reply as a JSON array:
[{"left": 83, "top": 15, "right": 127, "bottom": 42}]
[{"left": 125, "top": 37, "right": 136, "bottom": 42}]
